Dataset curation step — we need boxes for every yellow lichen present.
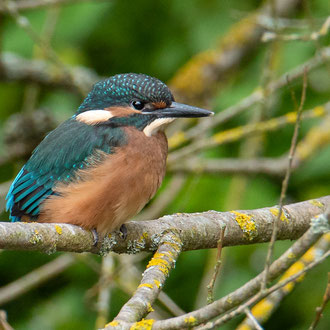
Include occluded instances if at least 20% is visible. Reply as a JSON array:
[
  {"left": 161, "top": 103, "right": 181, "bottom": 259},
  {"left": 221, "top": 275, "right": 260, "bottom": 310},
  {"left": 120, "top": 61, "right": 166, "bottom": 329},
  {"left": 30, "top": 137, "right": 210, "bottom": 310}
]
[
  {"left": 163, "top": 242, "right": 181, "bottom": 252},
  {"left": 269, "top": 208, "right": 288, "bottom": 223},
  {"left": 138, "top": 283, "right": 153, "bottom": 290},
  {"left": 213, "top": 127, "right": 244, "bottom": 144},
  {"left": 130, "top": 319, "right": 154, "bottom": 330},
  {"left": 285, "top": 112, "right": 297, "bottom": 123},
  {"left": 169, "top": 49, "right": 217, "bottom": 96},
  {"left": 236, "top": 324, "right": 252, "bottom": 330},
  {"left": 301, "top": 248, "right": 315, "bottom": 263},
  {"left": 296, "top": 117, "right": 330, "bottom": 160},
  {"left": 287, "top": 252, "right": 296, "bottom": 259},
  {"left": 309, "top": 200, "right": 324, "bottom": 208},
  {"left": 313, "top": 105, "right": 325, "bottom": 117},
  {"left": 168, "top": 131, "right": 187, "bottom": 149},
  {"left": 231, "top": 211, "right": 257, "bottom": 240},
  {"left": 226, "top": 296, "right": 233, "bottom": 304},
  {"left": 251, "top": 299, "right": 273, "bottom": 318},
  {"left": 146, "top": 252, "right": 170, "bottom": 276},
  {"left": 280, "top": 260, "right": 305, "bottom": 293},
  {"left": 184, "top": 316, "right": 198, "bottom": 326},
  {"left": 105, "top": 320, "right": 119, "bottom": 327},
  {"left": 153, "top": 280, "right": 161, "bottom": 288},
  {"left": 147, "top": 303, "right": 154, "bottom": 313},
  {"left": 55, "top": 225, "right": 62, "bottom": 235},
  {"left": 137, "top": 232, "right": 149, "bottom": 245},
  {"left": 30, "top": 230, "right": 42, "bottom": 245},
  {"left": 324, "top": 233, "right": 330, "bottom": 242},
  {"left": 220, "top": 14, "right": 258, "bottom": 49}
]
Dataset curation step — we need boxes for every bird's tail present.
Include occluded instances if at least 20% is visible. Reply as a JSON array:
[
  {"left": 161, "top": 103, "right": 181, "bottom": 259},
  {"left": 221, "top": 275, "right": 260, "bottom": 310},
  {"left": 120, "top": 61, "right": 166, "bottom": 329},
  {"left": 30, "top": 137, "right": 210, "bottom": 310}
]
[{"left": 5, "top": 167, "right": 25, "bottom": 222}]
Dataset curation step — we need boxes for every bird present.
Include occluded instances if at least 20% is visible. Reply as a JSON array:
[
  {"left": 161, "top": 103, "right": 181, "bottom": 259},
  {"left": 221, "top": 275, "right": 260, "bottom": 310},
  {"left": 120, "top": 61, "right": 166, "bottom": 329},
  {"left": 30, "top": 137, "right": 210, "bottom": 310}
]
[{"left": 6, "top": 73, "right": 213, "bottom": 240}]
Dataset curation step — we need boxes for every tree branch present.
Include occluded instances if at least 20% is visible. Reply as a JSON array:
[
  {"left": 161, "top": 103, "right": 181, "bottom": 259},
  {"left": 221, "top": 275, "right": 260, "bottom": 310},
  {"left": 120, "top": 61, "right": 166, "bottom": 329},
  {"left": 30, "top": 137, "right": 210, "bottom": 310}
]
[
  {"left": 168, "top": 103, "right": 330, "bottom": 164},
  {"left": 0, "top": 254, "right": 75, "bottom": 306},
  {"left": 100, "top": 210, "right": 330, "bottom": 329},
  {"left": 111, "top": 231, "right": 182, "bottom": 325},
  {"left": 168, "top": 46, "right": 330, "bottom": 149},
  {"left": 0, "top": 196, "right": 328, "bottom": 255},
  {"left": 0, "top": 0, "right": 104, "bottom": 13},
  {"left": 237, "top": 233, "right": 330, "bottom": 329},
  {"left": 0, "top": 52, "right": 100, "bottom": 94}
]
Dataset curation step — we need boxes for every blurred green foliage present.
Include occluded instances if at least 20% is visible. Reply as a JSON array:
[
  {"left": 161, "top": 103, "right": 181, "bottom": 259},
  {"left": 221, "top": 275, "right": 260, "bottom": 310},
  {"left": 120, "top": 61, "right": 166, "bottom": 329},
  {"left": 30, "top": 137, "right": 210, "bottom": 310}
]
[{"left": 0, "top": 0, "right": 329, "bottom": 329}]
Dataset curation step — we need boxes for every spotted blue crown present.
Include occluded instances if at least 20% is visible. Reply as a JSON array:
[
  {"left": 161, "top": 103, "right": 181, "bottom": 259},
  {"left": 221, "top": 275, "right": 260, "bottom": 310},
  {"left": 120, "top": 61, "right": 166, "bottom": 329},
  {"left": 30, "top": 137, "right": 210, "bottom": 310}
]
[{"left": 77, "top": 73, "right": 174, "bottom": 113}]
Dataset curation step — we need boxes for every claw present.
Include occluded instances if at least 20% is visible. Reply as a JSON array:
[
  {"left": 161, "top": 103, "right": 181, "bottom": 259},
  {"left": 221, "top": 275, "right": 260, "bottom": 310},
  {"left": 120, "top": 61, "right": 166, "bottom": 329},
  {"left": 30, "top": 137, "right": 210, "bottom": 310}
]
[
  {"left": 91, "top": 228, "right": 99, "bottom": 246},
  {"left": 119, "top": 224, "right": 128, "bottom": 240}
]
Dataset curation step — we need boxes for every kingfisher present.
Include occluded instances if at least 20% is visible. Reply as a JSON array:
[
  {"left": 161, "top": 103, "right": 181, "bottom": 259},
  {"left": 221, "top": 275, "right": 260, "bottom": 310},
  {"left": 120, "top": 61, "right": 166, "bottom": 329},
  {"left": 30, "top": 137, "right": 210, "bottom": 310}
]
[{"left": 6, "top": 73, "right": 213, "bottom": 239}]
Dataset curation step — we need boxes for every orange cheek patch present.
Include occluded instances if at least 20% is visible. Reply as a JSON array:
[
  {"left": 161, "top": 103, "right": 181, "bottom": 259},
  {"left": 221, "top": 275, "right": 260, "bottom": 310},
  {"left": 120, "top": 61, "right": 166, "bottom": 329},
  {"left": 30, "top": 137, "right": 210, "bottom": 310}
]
[
  {"left": 152, "top": 101, "right": 167, "bottom": 109},
  {"left": 104, "top": 106, "right": 141, "bottom": 117}
]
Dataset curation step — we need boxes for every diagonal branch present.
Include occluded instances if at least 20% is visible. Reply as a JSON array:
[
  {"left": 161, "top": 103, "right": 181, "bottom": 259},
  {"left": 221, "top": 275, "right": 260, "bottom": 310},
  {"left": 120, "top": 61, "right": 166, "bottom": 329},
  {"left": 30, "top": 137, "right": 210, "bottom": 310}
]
[
  {"left": 168, "top": 46, "right": 330, "bottom": 149},
  {"left": 237, "top": 233, "right": 330, "bottom": 329},
  {"left": 0, "top": 254, "right": 75, "bottom": 306},
  {"left": 150, "top": 211, "right": 330, "bottom": 329},
  {"left": 108, "top": 231, "right": 182, "bottom": 327},
  {"left": 168, "top": 103, "right": 329, "bottom": 164}
]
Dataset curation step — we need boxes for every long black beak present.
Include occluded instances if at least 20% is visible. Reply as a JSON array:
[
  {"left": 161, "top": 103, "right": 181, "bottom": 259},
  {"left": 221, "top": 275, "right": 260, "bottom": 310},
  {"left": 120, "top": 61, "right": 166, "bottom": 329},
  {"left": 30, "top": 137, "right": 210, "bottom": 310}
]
[{"left": 144, "top": 102, "right": 214, "bottom": 118}]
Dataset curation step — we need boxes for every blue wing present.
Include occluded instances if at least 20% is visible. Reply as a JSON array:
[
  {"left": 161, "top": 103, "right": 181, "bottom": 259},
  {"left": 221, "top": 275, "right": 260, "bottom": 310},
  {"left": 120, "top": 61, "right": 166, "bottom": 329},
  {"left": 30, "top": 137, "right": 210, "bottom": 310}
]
[{"left": 6, "top": 117, "right": 126, "bottom": 221}]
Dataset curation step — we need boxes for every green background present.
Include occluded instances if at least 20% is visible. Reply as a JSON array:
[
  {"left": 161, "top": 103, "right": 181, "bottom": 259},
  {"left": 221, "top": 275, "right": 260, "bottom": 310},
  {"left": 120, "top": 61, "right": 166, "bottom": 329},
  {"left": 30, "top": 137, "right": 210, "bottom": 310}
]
[{"left": 0, "top": 0, "right": 329, "bottom": 329}]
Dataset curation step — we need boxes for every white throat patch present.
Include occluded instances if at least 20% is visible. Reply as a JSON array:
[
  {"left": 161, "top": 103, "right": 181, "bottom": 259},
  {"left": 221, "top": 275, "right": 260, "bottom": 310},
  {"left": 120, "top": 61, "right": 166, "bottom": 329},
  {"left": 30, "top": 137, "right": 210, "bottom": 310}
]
[
  {"left": 76, "top": 110, "right": 114, "bottom": 124},
  {"left": 143, "top": 118, "right": 175, "bottom": 137}
]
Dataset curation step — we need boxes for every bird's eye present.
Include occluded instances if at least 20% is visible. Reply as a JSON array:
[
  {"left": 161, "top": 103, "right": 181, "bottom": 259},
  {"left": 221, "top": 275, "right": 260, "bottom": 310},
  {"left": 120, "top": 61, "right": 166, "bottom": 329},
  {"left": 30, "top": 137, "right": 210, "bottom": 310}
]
[{"left": 132, "top": 100, "right": 145, "bottom": 110}]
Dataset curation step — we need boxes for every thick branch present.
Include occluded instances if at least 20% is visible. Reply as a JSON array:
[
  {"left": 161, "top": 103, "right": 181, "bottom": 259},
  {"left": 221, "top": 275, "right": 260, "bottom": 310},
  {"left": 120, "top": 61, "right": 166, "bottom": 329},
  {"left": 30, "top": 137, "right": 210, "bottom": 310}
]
[{"left": 0, "top": 196, "right": 328, "bottom": 254}]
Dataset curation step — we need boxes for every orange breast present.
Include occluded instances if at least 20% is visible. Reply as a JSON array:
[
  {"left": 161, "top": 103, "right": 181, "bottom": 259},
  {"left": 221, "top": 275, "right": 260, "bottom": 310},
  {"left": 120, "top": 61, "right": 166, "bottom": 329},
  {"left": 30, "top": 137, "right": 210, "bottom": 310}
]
[{"left": 39, "top": 128, "right": 168, "bottom": 237}]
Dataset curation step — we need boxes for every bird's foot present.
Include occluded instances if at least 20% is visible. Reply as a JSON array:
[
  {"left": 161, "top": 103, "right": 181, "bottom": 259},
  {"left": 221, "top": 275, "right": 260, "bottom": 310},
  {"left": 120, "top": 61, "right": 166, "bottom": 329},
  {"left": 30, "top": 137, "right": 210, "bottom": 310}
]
[
  {"left": 91, "top": 228, "right": 99, "bottom": 247},
  {"left": 119, "top": 224, "right": 128, "bottom": 240}
]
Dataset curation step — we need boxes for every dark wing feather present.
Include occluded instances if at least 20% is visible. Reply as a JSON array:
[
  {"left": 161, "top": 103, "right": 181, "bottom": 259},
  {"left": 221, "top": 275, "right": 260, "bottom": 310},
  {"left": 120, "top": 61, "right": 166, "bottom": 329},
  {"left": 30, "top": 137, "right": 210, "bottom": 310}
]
[{"left": 6, "top": 118, "right": 126, "bottom": 221}]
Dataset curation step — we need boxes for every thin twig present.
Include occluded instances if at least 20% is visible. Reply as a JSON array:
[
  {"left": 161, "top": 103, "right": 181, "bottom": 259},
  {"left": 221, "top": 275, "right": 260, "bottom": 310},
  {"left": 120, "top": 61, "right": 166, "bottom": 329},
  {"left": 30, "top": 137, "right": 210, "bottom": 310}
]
[
  {"left": 237, "top": 232, "right": 330, "bottom": 329},
  {"left": 0, "top": 310, "right": 13, "bottom": 330},
  {"left": 206, "top": 228, "right": 225, "bottom": 304},
  {"left": 262, "top": 16, "right": 330, "bottom": 42},
  {"left": 261, "top": 67, "right": 308, "bottom": 291},
  {"left": 244, "top": 307, "right": 264, "bottom": 330},
  {"left": 95, "top": 254, "right": 115, "bottom": 329},
  {"left": 198, "top": 250, "right": 330, "bottom": 329},
  {"left": 309, "top": 272, "right": 330, "bottom": 330}
]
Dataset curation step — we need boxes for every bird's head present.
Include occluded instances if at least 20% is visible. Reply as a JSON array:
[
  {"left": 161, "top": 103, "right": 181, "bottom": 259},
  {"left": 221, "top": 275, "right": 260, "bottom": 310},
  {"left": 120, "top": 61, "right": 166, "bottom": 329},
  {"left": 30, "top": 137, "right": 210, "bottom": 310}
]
[{"left": 76, "top": 73, "right": 213, "bottom": 136}]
